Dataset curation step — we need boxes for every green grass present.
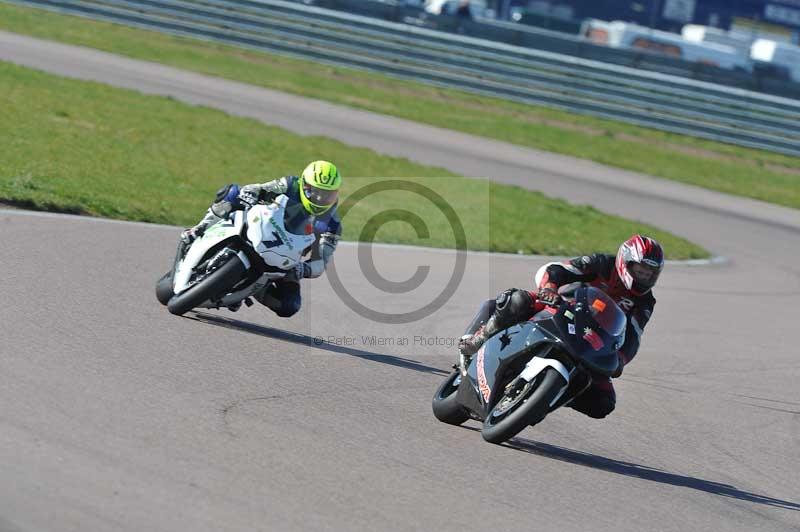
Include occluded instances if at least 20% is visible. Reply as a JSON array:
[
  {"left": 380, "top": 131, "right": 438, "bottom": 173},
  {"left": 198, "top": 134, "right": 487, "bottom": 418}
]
[
  {"left": 0, "top": 3, "right": 797, "bottom": 209},
  {"left": 0, "top": 61, "right": 707, "bottom": 258}
]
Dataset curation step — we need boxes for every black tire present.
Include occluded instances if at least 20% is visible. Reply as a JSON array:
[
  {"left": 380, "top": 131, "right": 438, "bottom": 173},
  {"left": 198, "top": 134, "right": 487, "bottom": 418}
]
[
  {"left": 167, "top": 255, "right": 246, "bottom": 316},
  {"left": 155, "top": 271, "right": 174, "bottom": 306},
  {"left": 481, "top": 367, "right": 566, "bottom": 444},
  {"left": 432, "top": 370, "right": 470, "bottom": 425}
]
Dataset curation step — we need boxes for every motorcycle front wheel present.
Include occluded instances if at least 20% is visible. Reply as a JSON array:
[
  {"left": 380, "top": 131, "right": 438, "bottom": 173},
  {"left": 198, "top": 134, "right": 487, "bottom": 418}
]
[
  {"left": 167, "top": 254, "right": 246, "bottom": 316},
  {"left": 481, "top": 367, "right": 565, "bottom": 444},
  {"left": 155, "top": 271, "right": 174, "bottom": 306}
]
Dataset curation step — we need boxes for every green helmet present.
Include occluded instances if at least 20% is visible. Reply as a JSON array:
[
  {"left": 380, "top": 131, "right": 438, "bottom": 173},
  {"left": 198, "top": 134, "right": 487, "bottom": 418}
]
[{"left": 299, "top": 160, "right": 341, "bottom": 216}]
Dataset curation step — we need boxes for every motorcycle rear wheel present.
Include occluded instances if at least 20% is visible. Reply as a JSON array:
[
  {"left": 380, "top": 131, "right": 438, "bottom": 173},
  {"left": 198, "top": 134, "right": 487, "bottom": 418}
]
[
  {"left": 481, "top": 367, "right": 565, "bottom": 444},
  {"left": 432, "top": 369, "right": 470, "bottom": 425},
  {"left": 167, "top": 255, "right": 246, "bottom": 316}
]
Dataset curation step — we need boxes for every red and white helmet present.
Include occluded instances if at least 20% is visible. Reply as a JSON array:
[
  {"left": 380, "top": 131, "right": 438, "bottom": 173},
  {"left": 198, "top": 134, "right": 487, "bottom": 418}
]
[{"left": 615, "top": 235, "right": 664, "bottom": 295}]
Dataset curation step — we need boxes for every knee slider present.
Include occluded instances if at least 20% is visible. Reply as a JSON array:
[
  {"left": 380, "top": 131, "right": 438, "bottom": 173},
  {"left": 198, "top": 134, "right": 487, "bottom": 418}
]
[
  {"left": 587, "top": 398, "right": 616, "bottom": 419},
  {"left": 276, "top": 305, "right": 299, "bottom": 318},
  {"left": 277, "top": 302, "right": 300, "bottom": 317},
  {"left": 276, "top": 292, "right": 301, "bottom": 317}
]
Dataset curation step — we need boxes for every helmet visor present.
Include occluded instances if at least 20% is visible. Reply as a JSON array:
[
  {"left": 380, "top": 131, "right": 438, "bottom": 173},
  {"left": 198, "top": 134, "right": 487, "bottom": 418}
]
[
  {"left": 303, "top": 181, "right": 338, "bottom": 207},
  {"left": 629, "top": 262, "right": 660, "bottom": 289}
]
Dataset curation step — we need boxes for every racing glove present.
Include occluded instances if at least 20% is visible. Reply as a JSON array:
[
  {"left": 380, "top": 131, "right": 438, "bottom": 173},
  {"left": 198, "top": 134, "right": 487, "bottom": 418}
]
[
  {"left": 537, "top": 284, "right": 562, "bottom": 307},
  {"left": 238, "top": 185, "right": 261, "bottom": 208}
]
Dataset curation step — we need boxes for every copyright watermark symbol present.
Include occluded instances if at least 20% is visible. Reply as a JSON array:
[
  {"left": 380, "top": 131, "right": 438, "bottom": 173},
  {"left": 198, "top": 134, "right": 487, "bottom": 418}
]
[{"left": 325, "top": 178, "right": 483, "bottom": 324}]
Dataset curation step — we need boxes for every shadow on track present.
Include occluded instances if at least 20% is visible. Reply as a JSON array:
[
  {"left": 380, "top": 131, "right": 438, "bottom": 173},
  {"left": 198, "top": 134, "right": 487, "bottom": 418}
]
[
  {"left": 507, "top": 438, "right": 800, "bottom": 511},
  {"left": 188, "top": 311, "right": 448, "bottom": 376}
]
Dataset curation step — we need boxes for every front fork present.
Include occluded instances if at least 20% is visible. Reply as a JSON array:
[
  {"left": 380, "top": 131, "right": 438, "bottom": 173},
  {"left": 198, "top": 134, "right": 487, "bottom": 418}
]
[
  {"left": 548, "top": 368, "right": 592, "bottom": 412},
  {"left": 513, "top": 349, "right": 589, "bottom": 413},
  {"left": 172, "top": 238, "right": 188, "bottom": 276}
]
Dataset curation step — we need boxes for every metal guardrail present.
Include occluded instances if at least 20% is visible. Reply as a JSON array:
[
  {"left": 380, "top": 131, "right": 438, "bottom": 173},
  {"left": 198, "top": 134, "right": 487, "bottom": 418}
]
[
  {"left": 6, "top": 0, "right": 800, "bottom": 156},
  {"left": 319, "top": 0, "right": 800, "bottom": 100}
]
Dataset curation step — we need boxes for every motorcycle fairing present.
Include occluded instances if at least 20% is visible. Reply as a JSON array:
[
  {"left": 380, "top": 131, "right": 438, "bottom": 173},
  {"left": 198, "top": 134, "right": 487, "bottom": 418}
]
[
  {"left": 246, "top": 195, "right": 316, "bottom": 270},
  {"left": 543, "top": 289, "right": 623, "bottom": 375},
  {"left": 457, "top": 288, "right": 623, "bottom": 419},
  {"left": 173, "top": 211, "right": 247, "bottom": 295},
  {"left": 212, "top": 271, "right": 281, "bottom": 307},
  {"left": 457, "top": 321, "right": 565, "bottom": 418}
]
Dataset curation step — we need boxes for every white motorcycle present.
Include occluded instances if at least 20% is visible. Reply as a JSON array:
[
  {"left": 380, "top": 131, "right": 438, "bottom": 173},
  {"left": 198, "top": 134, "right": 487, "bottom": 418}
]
[{"left": 155, "top": 195, "right": 315, "bottom": 316}]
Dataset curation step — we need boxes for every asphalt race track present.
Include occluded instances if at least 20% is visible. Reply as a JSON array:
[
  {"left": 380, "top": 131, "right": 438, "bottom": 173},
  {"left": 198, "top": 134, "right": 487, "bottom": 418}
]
[{"left": 2, "top": 32, "right": 800, "bottom": 532}]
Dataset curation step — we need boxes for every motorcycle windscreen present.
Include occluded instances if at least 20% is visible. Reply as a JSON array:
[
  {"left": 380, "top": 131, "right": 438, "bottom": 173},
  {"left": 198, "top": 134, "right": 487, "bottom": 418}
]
[
  {"left": 559, "top": 287, "right": 626, "bottom": 375},
  {"left": 585, "top": 287, "right": 626, "bottom": 339}
]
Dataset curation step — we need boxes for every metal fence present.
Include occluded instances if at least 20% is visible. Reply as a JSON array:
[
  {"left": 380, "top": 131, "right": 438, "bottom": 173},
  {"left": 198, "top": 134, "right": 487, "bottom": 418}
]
[
  {"left": 6, "top": 0, "right": 800, "bottom": 156},
  {"left": 315, "top": 0, "right": 800, "bottom": 99}
]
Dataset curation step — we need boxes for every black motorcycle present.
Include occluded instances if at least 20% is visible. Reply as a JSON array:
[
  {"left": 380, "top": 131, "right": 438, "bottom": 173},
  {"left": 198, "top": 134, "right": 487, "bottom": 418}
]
[{"left": 432, "top": 285, "right": 626, "bottom": 444}]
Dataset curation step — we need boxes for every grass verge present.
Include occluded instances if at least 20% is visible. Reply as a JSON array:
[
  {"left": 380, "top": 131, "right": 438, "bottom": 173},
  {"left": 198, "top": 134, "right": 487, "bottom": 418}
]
[
  {"left": 0, "top": 61, "right": 707, "bottom": 258},
  {"left": 0, "top": 3, "right": 797, "bottom": 209}
]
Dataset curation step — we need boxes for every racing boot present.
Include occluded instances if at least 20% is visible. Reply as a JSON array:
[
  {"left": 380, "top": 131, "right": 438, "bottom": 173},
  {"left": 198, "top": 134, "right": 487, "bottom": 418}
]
[
  {"left": 457, "top": 315, "right": 499, "bottom": 375},
  {"left": 180, "top": 225, "right": 204, "bottom": 245},
  {"left": 179, "top": 209, "right": 223, "bottom": 255},
  {"left": 178, "top": 225, "right": 205, "bottom": 258}
]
